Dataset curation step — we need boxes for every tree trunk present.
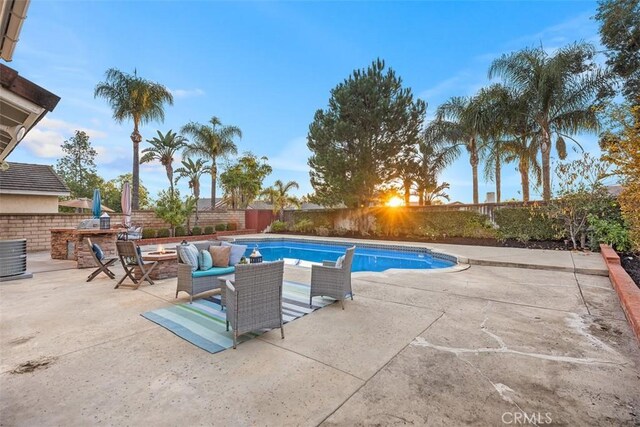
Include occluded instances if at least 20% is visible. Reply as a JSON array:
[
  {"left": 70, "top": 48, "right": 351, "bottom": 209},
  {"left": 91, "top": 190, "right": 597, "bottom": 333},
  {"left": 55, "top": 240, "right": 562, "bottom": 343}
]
[
  {"left": 519, "top": 161, "right": 530, "bottom": 202},
  {"left": 541, "top": 128, "right": 552, "bottom": 201},
  {"left": 210, "top": 163, "right": 217, "bottom": 209},
  {"left": 470, "top": 138, "right": 479, "bottom": 204},
  {"left": 495, "top": 155, "right": 501, "bottom": 203},
  {"left": 403, "top": 179, "right": 411, "bottom": 206},
  {"left": 166, "top": 165, "right": 174, "bottom": 197},
  {"left": 418, "top": 189, "right": 424, "bottom": 206},
  {"left": 130, "top": 128, "right": 142, "bottom": 210}
]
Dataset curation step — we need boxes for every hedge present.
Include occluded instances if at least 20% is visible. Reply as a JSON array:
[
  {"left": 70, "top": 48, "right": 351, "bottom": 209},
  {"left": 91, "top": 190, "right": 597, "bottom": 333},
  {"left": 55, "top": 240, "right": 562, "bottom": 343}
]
[
  {"left": 174, "top": 226, "right": 186, "bottom": 237},
  {"left": 157, "top": 228, "right": 170, "bottom": 238},
  {"left": 373, "top": 209, "right": 497, "bottom": 239},
  {"left": 142, "top": 228, "right": 157, "bottom": 239},
  {"left": 215, "top": 223, "right": 227, "bottom": 231},
  {"left": 204, "top": 226, "right": 214, "bottom": 235},
  {"left": 494, "top": 207, "right": 563, "bottom": 242},
  {"left": 289, "top": 211, "right": 335, "bottom": 229},
  {"left": 191, "top": 226, "right": 202, "bottom": 236}
]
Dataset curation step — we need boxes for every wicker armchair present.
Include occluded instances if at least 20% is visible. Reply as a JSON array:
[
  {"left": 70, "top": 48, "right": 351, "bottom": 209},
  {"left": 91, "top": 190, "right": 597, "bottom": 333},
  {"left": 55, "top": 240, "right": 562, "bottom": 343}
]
[
  {"left": 309, "top": 246, "right": 355, "bottom": 309},
  {"left": 176, "top": 241, "right": 235, "bottom": 303},
  {"left": 225, "top": 261, "right": 285, "bottom": 349}
]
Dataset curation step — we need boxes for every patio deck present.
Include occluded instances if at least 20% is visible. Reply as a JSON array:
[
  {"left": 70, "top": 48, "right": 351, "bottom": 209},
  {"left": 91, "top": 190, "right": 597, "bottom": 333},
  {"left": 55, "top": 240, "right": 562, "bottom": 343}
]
[{"left": 1, "top": 242, "right": 638, "bottom": 426}]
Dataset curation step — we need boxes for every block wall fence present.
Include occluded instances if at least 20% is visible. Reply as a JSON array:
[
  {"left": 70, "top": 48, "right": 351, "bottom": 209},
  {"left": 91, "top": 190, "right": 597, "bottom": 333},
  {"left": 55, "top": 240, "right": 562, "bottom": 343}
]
[{"left": 0, "top": 210, "right": 245, "bottom": 252}]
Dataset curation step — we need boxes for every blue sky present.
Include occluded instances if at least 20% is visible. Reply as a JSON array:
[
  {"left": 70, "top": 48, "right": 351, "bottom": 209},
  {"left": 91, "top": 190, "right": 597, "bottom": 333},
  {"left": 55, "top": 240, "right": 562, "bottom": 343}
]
[{"left": 8, "top": 0, "right": 605, "bottom": 203}]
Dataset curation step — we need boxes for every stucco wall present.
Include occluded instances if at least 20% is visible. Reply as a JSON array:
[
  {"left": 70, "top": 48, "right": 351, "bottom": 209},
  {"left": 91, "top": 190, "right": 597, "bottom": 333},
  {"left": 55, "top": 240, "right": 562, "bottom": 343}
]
[{"left": 0, "top": 194, "right": 60, "bottom": 214}]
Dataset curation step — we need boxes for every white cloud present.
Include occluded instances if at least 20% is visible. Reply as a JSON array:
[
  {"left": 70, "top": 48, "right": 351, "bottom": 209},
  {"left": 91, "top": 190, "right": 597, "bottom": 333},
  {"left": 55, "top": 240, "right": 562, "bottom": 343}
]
[
  {"left": 170, "top": 88, "right": 205, "bottom": 99},
  {"left": 268, "top": 137, "right": 311, "bottom": 173},
  {"left": 20, "top": 117, "right": 108, "bottom": 158}
]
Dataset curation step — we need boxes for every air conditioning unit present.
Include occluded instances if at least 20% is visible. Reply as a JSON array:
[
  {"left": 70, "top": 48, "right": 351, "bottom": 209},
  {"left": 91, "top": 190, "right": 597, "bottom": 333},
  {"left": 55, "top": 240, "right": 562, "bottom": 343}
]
[{"left": 0, "top": 239, "right": 32, "bottom": 281}]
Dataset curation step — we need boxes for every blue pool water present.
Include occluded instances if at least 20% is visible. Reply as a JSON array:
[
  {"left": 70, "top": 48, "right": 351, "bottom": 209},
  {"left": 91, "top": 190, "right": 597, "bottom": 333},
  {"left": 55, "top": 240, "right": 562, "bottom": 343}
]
[{"left": 235, "top": 239, "right": 455, "bottom": 272}]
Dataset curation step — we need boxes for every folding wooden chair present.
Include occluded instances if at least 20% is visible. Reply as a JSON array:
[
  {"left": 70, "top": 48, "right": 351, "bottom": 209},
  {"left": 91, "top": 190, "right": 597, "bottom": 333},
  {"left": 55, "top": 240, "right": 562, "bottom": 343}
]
[
  {"left": 86, "top": 238, "right": 117, "bottom": 282},
  {"left": 115, "top": 241, "right": 157, "bottom": 289}
]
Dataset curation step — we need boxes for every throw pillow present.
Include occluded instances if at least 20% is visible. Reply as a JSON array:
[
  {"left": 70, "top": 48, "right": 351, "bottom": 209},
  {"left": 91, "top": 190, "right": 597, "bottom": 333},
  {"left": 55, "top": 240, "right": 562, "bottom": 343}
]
[
  {"left": 198, "top": 250, "right": 213, "bottom": 270},
  {"left": 221, "top": 241, "right": 248, "bottom": 265},
  {"left": 92, "top": 243, "right": 104, "bottom": 261},
  {"left": 209, "top": 245, "right": 231, "bottom": 268},
  {"left": 335, "top": 255, "right": 345, "bottom": 269},
  {"left": 177, "top": 243, "right": 199, "bottom": 271}
]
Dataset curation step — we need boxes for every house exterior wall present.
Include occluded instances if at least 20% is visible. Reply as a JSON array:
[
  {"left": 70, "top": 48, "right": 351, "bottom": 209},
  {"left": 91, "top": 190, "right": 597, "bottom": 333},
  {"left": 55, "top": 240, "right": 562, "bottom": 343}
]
[{"left": 0, "top": 194, "right": 60, "bottom": 213}]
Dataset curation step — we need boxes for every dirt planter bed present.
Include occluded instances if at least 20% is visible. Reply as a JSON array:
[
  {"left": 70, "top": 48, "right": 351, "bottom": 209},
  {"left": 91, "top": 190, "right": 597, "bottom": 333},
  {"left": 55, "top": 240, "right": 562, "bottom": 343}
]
[{"left": 601, "top": 244, "right": 640, "bottom": 343}]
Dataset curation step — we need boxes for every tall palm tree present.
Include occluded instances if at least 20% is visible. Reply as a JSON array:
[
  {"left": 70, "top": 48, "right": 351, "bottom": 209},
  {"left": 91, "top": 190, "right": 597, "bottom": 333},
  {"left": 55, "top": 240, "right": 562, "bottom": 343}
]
[
  {"left": 94, "top": 68, "right": 173, "bottom": 209},
  {"left": 429, "top": 94, "right": 493, "bottom": 204},
  {"left": 261, "top": 180, "right": 300, "bottom": 221},
  {"left": 140, "top": 130, "right": 186, "bottom": 196},
  {"left": 489, "top": 43, "right": 610, "bottom": 200},
  {"left": 503, "top": 137, "right": 542, "bottom": 202},
  {"left": 175, "top": 158, "right": 210, "bottom": 226},
  {"left": 182, "top": 116, "right": 242, "bottom": 208}
]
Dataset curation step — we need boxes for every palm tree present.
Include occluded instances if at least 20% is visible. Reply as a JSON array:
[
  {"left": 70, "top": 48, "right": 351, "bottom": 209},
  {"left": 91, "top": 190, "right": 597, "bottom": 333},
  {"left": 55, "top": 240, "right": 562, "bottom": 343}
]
[
  {"left": 175, "top": 158, "right": 210, "bottom": 226},
  {"left": 428, "top": 94, "right": 493, "bottom": 204},
  {"left": 182, "top": 116, "right": 242, "bottom": 209},
  {"left": 489, "top": 43, "right": 610, "bottom": 200},
  {"left": 503, "top": 137, "right": 542, "bottom": 202},
  {"left": 140, "top": 130, "right": 186, "bottom": 196},
  {"left": 415, "top": 135, "right": 458, "bottom": 205},
  {"left": 261, "top": 180, "right": 300, "bottom": 221},
  {"left": 94, "top": 68, "right": 173, "bottom": 209}
]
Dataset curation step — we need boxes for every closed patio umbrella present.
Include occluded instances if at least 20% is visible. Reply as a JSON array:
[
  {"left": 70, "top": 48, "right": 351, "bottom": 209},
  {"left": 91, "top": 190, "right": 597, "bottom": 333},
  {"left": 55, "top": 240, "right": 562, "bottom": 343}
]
[
  {"left": 121, "top": 181, "right": 131, "bottom": 227},
  {"left": 92, "top": 189, "right": 101, "bottom": 218}
]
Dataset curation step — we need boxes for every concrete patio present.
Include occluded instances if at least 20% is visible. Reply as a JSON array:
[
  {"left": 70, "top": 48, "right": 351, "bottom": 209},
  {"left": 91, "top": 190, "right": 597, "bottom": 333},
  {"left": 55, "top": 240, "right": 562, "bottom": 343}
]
[{"left": 1, "top": 242, "right": 639, "bottom": 426}]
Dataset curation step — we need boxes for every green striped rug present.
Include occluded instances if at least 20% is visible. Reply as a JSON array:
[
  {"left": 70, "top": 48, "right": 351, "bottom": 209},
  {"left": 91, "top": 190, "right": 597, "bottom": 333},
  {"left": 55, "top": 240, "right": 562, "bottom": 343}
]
[{"left": 141, "top": 281, "right": 335, "bottom": 353}]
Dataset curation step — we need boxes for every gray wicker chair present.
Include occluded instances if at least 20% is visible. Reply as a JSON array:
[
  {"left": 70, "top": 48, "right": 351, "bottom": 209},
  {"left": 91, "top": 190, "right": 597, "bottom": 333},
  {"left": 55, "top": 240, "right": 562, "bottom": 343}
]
[
  {"left": 176, "top": 241, "right": 235, "bottom": 303},
  {"left": 225, "top": 261, "right": 285, "bottom": 349},
  {"left": 309, "top": 246, "right": 355, "bottom": 309}
]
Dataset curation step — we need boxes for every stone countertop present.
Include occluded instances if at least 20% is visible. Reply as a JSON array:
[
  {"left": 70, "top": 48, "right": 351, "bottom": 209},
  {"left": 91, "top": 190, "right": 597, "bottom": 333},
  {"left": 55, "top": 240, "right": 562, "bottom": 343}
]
[{"left": 50, "top": 228, "right": 122, "bottom": 234}]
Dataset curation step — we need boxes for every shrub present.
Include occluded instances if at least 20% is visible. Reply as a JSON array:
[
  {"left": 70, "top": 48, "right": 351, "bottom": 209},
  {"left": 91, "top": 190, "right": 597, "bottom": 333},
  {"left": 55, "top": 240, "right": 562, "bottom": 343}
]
[
  {"left": 495, "top": 207, "right": 563, "bottom": 242},
  {"left": 215, "top": 223, "right": 227, "bottom": 231},
  {"left": 315, "top": 226, "right": 330, "bottom": 236},
  {"left": 290, "top": 210, "right": 335, "bottom": 229},
  {"left": 157, "top": 228, "right": 170, "bottom": 238},
  {"left": 142, "top": 228, "right": 156, "bottom": 239},
  {"left": 191, "top": 226, "right": 202, "bottom": 236},
  {"left": 333, "top": 227, "right": 349, "bottom": 236},
  {"left": 174, "top": 226, "right": 186, "bottom": 237},
  {"left": 374, "top": 209, "right": 496, "bottom": 239},
  {"left": 270, "top": 220, "right": 287, "bottom": 232},
  {"left": 588, "top": 215, "right": 632, "bottom": 252},
  {"left": 293, "top": 218, "right": 314, "bottom": 233},
  {"left": 204, "top": 226, "right": 214, "bottom": 235},
  {"left": 227, "top": 222, "right": 238, "bottom": 231}
]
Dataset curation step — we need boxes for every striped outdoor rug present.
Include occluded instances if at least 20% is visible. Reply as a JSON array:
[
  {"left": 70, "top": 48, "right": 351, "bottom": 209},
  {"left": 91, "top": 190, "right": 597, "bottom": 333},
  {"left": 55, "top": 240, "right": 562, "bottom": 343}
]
[{"left": 141, "top": 281, "right": 335, "bottom": 353}]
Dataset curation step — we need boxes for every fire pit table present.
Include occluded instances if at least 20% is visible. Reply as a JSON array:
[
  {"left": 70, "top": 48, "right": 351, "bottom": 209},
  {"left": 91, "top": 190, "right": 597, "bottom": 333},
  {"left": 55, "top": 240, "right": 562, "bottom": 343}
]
[{"left": 134, "top": 249, "right": 178, "bottom": 280}]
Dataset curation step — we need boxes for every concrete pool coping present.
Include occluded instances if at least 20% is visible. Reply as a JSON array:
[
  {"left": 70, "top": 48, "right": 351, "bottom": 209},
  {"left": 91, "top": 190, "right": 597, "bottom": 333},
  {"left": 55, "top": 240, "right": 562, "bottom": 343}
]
[{"left": 223, "top": 233, "right": 608, "bottom": 276}]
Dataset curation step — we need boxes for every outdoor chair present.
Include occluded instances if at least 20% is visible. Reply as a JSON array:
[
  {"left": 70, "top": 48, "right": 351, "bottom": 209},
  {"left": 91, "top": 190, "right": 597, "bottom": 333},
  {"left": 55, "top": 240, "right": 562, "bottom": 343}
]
[
  {"left": 115, "top": 241, "right": 157, "bottom": 289},
  {"left": 176, "top": 241, "right": 235, "bottom": 303},
  {"left": 225, "top": 260, "right": 285, "bottom": 349},
  {"left": 85, "top": 238, "right": 117, "bottom": 282},
  {"left": 309, "top": 246, "right": 355, "bottom": 309},
  {"left": 118, "top": 225, "right": 142, "bottom": 241}
]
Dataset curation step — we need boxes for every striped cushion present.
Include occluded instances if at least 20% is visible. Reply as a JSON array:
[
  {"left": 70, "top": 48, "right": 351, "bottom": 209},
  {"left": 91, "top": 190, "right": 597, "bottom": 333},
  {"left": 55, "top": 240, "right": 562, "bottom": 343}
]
[{"left": 178, "top": 244, "right": 199, "bottom": 271}]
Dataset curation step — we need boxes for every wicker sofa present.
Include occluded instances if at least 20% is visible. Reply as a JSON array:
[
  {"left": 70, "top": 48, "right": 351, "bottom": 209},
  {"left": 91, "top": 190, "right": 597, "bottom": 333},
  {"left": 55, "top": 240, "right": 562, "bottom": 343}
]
[{"left": 176, "top": 241, "right": 235, "bottom": 303}]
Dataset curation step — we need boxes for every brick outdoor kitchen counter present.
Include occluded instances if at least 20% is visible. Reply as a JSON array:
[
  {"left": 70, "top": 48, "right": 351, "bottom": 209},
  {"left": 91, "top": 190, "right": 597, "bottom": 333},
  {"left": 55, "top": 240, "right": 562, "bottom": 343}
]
[{"left": 50, "top": 228, "right": 119, "bottom": 268}]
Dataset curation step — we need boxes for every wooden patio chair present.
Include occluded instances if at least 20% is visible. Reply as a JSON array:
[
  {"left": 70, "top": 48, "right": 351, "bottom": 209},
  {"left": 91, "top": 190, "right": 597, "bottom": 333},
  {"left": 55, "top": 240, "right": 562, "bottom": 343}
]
[
  {"left": 115, "top": 241, "right": 157, "bottom": 289},
  {"left": 86, "top": 238, "right": 117, "bottom": 282}
]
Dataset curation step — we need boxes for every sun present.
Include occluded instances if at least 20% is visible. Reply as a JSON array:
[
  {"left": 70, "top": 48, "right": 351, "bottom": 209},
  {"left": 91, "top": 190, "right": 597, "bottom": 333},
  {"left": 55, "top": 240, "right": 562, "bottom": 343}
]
[{"left": 386, "top": 196, "right": 404, "bottom": 207}]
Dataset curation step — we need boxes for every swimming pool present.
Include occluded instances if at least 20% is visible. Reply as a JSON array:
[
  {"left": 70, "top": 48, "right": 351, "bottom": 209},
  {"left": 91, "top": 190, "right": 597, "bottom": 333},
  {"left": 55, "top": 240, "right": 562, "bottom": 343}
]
[{"left": 234, "top": 238, "right": 456, "bottom": 272}]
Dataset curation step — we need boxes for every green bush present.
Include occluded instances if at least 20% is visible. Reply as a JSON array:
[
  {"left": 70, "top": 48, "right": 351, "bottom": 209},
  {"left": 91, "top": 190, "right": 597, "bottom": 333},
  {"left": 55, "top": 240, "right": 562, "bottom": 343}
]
[
  {"left": 270, "top": 220, "right": 287, "bottom": 232},
  {"left": 157, "top": 228, "right": 170, "bottom": 238},
  {"left": 315, "top": 226, "right": 330, "bottom": 236},
  {"left": 495, "top": 207, "right": 563, "bottom": 242},
  {"left": 227, "top": 222, "right": 238, "bottom": 231},
  {"left": 588, "top": 215, "right": 631, "bottom": 252},
  {"left": 215, "top": 223, "right": 227, "bottom": 232},
  {"left": 142, "top": 228, "right": 156, "bottom": 239},
  {"left": 204, "top": 226, "right": 214, "bottom": 235},
  {"left": 191, "top": 226, "right": 202, "bottom": 236},
  {"left": 293, "top": 218, "right": 314, "bottom": 233},
  {"left": 289, "top": 211, "right": 335, "bottom": 229},
  {"left": 374, "top": 209, "right": 496, "bottom": 239},
  {"left": 174, "top": 226, "right": 186, "bottom": 237}
]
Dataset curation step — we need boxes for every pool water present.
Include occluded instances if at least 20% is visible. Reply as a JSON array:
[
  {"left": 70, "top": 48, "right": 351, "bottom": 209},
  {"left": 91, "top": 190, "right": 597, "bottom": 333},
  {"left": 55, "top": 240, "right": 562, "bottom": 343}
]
[{"left": 236, "top": 239, "right": 455, "bottom": 272}]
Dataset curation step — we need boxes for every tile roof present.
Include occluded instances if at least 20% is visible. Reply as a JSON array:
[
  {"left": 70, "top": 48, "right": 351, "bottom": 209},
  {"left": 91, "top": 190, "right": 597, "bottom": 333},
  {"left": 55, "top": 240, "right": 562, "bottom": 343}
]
[{"left": 0, "top": 162, "right": 70, "bottom": 195}]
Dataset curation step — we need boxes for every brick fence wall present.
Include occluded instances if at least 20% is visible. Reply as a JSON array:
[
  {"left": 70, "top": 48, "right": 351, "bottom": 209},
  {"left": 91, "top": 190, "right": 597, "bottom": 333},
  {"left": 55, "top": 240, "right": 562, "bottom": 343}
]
[{"left": 0, "top": 210, "right": 246, "bottom": 252}]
